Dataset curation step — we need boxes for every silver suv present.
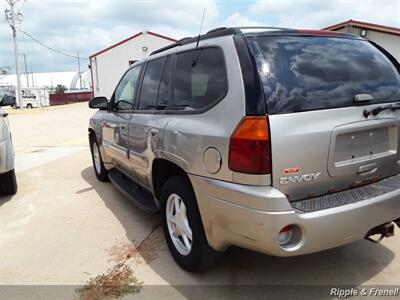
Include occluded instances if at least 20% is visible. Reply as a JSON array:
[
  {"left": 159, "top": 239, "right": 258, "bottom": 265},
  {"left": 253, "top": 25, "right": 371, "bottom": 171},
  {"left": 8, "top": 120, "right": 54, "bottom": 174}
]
[
  {"left": 88, "top": 27, "right": 400, "bottom": 271},
  {"left": 0, "top": 98, "right": 17, "bottom": 195}
]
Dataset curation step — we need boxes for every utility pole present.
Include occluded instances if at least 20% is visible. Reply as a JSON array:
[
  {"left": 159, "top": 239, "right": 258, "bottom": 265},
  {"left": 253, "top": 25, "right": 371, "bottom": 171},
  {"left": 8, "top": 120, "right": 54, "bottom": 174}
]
[
  {"left": 4, "top": 0, "right": 25, "bottom": 109},
  {"left": 77, "top": 52, "right": 82, "bottom": 90},
  {"left": 23, "top": 53, "right": 29, "bottom": 87},
  {"left": 30, "top": 65, "right": 34, "bottom": 87}
]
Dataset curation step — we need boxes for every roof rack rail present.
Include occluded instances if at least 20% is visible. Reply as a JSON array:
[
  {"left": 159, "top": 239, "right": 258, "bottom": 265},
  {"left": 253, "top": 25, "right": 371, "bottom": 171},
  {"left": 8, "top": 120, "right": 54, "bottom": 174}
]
[
  {"left": 206, "top": 27, "right": 229, "bottom": 34},
  {"left": 150, "top": 27, "right": 239, "bottom": 56},
  {"left": 177, "top": 37, "right": 193, "bottom": 43},
  {"left": 150, "top": 26, "right": 294, "bottom": 56},
  {"left": 231, "top": 26, "right": 294, "bottom": 31},
  {"left": 150, "top": 37, "right": 191, "bottom": 56}
]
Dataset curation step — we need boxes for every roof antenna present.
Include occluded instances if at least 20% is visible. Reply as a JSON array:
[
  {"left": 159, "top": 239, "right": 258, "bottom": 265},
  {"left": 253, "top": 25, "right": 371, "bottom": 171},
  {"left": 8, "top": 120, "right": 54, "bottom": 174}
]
[
  {"left": 195, "top": 8, "right": 206, "bottom": 49},
  {"left": 192, "top": 8, "right": 206, "bottom": 67}
]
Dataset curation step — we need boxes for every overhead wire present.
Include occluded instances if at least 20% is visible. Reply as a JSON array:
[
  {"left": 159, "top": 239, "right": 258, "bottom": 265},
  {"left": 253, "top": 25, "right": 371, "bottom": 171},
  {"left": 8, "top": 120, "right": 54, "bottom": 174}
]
[{"left": 20, "top": 30, "right": 87, "bottom": 60}]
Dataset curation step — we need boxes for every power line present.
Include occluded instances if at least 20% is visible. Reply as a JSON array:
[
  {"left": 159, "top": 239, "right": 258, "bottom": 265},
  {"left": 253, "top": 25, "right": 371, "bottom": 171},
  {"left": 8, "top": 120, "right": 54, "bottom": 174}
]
[{"left": 20, "top": 29, "right": 87, "bottom": 60}]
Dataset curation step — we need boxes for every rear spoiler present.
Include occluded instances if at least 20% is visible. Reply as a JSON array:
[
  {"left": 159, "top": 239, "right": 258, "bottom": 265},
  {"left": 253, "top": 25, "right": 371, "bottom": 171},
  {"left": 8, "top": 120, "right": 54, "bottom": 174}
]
[{"left": 370, "top": 41, "right": 400, "bottom": 74}]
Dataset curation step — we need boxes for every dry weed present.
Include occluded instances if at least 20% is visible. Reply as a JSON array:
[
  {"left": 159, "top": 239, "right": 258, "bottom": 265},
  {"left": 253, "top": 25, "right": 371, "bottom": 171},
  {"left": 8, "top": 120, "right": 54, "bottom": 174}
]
[{"left": 76, "top": 259, "right": 142, "bottom": 300}]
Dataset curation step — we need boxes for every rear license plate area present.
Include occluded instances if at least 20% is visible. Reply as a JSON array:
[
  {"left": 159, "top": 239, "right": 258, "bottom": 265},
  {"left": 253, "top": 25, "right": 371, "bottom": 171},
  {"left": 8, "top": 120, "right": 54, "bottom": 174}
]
[{"left": 328, "top": 120, "right": 398, "bottom": 176}]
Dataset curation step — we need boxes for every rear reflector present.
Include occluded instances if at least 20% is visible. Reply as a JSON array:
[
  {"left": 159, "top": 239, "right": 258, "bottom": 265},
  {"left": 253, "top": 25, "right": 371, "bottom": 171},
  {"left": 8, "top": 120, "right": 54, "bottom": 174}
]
[
  {"left": 228, "top": 116, "right": 271, "bottom": 174},
  {"left": 278, "top": 225, "right": 294, "bottom": 246}
]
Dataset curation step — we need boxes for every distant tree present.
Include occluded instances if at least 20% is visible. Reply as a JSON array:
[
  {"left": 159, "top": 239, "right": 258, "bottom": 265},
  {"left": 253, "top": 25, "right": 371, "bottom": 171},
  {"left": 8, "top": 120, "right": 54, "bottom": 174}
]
[{"left": 55, "top": 84, "right": 67, "bottom": 94}]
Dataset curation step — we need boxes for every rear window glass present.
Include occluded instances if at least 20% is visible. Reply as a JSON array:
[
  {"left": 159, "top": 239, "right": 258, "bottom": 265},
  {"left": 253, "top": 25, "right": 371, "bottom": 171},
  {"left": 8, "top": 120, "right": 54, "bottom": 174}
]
[{"left": 248, "top": 36, "right": 400, "bottom": 114}]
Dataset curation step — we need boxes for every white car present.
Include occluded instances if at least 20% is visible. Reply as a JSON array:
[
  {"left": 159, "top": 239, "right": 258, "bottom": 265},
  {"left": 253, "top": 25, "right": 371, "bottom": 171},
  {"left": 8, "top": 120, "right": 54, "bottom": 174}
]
[{"left": 0, "top": 99, "right": 17, "bottom": 195}]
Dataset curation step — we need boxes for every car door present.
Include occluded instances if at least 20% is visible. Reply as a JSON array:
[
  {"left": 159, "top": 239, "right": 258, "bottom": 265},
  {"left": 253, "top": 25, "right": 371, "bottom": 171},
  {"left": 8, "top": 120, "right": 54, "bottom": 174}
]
[
  {"left": 101, "top": 65, "right": 142, "bottom": 175},
  {"left": 128, "top": 56, "right": 172, "bottom": 188}
]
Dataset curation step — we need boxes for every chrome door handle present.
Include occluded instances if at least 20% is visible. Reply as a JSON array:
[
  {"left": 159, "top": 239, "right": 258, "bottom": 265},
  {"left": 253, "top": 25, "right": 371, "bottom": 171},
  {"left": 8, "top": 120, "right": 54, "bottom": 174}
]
[{"left": 102, "top": 121, "right": 116, "bottom": 129}]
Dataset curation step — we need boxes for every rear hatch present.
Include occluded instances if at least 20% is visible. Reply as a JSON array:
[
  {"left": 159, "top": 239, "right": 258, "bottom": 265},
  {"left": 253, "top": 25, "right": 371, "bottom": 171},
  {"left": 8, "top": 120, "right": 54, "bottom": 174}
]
[{"left": 246, "top": 34, "right": 400, "bottom": 201}]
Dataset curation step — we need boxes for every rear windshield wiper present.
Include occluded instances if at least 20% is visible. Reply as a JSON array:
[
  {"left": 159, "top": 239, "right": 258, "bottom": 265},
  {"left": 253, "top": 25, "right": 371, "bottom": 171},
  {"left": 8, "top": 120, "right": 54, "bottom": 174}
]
[{"left": 363, "top": 102, "right": 400, "bottom": 118}]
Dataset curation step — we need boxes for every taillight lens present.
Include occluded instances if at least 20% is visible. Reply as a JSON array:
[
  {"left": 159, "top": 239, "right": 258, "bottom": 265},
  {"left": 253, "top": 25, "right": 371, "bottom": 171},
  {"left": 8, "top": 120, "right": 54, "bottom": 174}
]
[{"left": 228, "top": 116, "right": 271, "bottom": 174}]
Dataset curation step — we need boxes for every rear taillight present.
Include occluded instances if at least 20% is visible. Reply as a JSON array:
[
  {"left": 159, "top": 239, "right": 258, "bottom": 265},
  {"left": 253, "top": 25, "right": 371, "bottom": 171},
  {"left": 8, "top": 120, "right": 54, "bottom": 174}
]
[{"left": 228, "top": 116, "right": 271, "bottom": 174}]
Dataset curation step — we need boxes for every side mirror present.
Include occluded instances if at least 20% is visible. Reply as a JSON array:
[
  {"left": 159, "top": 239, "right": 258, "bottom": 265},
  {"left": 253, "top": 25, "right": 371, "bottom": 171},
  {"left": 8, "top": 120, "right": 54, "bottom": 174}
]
[{"left": 89, "top": 96, "right": 108, "bottom": 110}]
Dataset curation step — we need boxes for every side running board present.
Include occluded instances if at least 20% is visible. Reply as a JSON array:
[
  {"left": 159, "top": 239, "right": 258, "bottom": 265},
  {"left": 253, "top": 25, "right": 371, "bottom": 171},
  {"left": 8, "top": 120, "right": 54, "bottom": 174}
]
[{"left": 108, "top": 168, "right": 159, "bottom": 213}]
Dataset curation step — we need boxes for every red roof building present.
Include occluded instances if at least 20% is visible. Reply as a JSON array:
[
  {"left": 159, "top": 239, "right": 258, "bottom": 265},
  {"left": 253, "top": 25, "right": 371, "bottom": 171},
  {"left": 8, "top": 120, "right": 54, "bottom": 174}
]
[
  {"left": 89, "top": 31, "right": 176, "bottom": 98},
  {"left": 322, "top": 19, "right": 400, "bottom": 61}
]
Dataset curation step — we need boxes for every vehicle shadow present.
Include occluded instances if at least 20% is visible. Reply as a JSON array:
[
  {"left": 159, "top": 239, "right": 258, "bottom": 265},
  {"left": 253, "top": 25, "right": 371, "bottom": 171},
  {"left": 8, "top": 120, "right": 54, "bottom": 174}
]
[
  {"left": 0, "top": 194, "right": 13, "bottom": 207},
  {"left": 81, "top": 166, "right": 396, "bottom": 299}
]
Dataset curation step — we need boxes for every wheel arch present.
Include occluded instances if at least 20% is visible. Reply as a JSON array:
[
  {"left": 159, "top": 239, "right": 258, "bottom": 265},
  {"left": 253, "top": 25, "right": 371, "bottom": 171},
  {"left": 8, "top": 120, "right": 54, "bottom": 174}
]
[
  {"left": 152, "top": 158, "right": 190, "bottom": 200},
  {"left": 88, "top": 127, "right": 111, "bottom": 166},
  {"left": 88, "top": 128, "right": 96, "bottom": 141}
]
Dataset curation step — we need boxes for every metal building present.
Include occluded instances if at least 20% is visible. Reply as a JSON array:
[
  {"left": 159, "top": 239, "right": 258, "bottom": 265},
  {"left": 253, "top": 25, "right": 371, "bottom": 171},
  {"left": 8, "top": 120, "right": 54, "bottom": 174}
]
[
  {"left": 89, "top": 31, "right": 176, "bottom": 98},
  {"left": 323, "top": 19, "right": 400, "bottom": 61},
  {"left": 0, "top": 71, "right": 91, "bottom": 91}
]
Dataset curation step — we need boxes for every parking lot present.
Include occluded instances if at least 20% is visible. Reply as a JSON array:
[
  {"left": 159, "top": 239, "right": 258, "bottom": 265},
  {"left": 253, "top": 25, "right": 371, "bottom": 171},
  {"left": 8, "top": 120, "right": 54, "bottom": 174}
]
[{"left": 1, "top": 102, "right": 400, "bottom": 298}]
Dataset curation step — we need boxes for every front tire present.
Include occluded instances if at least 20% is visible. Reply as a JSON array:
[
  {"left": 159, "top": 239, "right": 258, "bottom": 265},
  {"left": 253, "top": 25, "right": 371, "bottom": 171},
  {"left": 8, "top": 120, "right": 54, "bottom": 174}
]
[
  {"left": 90, "top": 135, "right": 109, "bottom": 182},
  {"left": 160, "top": 175, "right": 220, "bottom": 271},
  {"left": 0, "top": 169, "right": 17, "bottom": 195}
]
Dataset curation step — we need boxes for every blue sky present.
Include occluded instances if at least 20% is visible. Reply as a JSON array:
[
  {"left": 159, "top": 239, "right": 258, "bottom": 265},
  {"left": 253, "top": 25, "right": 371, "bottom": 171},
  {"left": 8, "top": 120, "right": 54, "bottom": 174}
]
[{"left": 1, "top": 0, "right": 399, "bottom": 73}]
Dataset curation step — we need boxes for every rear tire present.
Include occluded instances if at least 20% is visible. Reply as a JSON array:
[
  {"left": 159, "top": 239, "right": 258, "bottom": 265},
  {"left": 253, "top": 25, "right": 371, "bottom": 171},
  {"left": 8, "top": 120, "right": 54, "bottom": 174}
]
[
  {"left": 90, "top": 135, "right": 109, "bottom": 182},
  {"left": 26, "top": 104, "right": 33, "bottom": 109},
  {"left": 160, "top": 175, "right": 220, "bottom": 271},
  {"left": 0, "top": 169, "right": 17, "bottom": 195}
]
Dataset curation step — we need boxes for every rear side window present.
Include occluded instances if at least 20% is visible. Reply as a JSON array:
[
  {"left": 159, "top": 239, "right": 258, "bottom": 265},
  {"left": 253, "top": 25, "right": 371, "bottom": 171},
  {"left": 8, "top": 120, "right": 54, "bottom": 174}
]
[
  {"left": 173, "top": 48, "right": 227, "bottom": 111},
  {"left": 138, "top": 57, "right": 165, "bottom": 110},
  {"left": 248, "top": 36, "right": 400, "bottom": 114}
]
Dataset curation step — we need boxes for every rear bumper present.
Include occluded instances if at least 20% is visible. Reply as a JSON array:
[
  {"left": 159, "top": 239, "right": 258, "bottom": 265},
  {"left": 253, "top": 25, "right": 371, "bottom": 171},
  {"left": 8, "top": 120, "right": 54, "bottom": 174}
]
[{"left": 189, "top": 174, "right": 400, "bottom": 256}]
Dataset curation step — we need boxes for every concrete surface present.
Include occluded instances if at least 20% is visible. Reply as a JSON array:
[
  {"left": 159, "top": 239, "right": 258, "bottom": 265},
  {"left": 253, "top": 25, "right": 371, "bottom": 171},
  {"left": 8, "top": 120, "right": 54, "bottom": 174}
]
[{"left": 0, "top": 103, "right": 399, "bottom": 298}]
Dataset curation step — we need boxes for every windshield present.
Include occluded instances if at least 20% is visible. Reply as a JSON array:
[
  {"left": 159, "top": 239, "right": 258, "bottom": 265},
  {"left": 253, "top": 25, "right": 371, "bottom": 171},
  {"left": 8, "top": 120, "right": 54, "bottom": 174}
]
[{"left": 247, "top": 36, "right": 400, "bottom": 114}]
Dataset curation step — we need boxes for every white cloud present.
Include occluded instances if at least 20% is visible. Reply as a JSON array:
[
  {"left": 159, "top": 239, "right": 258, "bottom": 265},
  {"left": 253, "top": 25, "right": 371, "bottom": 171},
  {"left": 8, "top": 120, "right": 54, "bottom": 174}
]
[
  {"left": 248, "top": 0, "right": 400, "bottom": 28},
  {"left": 224, "top": 12, "right": 261, "bottom": 27},
  {"left": 249, "top": 0, "right": 304, "bottom": 13},
  {"left": 1, "top": 0, "right": 399, "bottom": 73},
  {"left": 1, "top": 0, "right": 219, "bottom": 72}
]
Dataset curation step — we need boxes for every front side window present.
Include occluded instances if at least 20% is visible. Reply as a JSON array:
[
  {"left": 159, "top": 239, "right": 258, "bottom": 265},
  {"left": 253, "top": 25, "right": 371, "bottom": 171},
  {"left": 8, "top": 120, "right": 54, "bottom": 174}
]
[
  {"left": 248, "top": 36, "right": 400, "bottom": 114},
  {"left": 173, "top": 48, "right": 227, "bottom": 111},
  {"left": 138, "top": 57, "right": 165, "bottom": 110},
  {"left": 157, "top": 56, "right": 171, "bottom": 110},
  {"left": 114, "top": 66, "right": 141, "bottom": 111}
]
